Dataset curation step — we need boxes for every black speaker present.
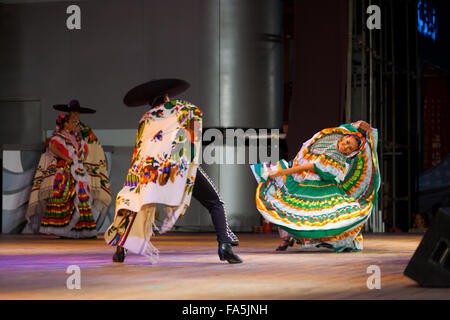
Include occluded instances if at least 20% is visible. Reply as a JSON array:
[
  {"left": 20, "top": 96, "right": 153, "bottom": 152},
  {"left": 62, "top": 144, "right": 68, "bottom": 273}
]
[{"left": 404, "top": 207, "right": 450, "bottom": 287}]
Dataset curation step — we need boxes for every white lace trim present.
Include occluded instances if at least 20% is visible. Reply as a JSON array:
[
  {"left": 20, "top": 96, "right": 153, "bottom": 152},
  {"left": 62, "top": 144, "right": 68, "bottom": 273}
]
[{"left": 314, "top": 159, "right": 347, "bottom": 183}]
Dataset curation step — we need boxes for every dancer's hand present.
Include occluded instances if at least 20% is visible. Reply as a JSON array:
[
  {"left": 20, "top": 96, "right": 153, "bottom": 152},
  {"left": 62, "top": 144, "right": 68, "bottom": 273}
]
[
  {"left": 269, "top": 164, "right": 314, "bottom": 178},
  {"left": 356, "top": 120, "right": 371, "bottom": 133}
]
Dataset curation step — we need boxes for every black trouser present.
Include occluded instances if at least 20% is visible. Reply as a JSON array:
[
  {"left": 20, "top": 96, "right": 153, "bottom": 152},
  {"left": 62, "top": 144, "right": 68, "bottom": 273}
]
[{"left": 192, "top": 167, "right": 238, "bottom": 244}]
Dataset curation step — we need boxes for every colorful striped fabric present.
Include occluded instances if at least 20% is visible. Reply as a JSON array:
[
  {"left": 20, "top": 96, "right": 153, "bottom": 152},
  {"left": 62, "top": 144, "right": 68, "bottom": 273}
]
[
  {"left": 251, "top": 124, "right": 380, "bottom": 252},
  {"left": 26, "top": 123, "right": 111, "bottom": 234},
  {"left": 39, "top": 130, "right": 97, "bottom": 238}
]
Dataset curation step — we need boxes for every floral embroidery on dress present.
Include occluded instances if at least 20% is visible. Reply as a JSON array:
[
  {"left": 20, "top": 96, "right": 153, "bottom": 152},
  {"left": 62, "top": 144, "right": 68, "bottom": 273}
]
[
  {"left": 116, "top": 195, "right": 131, "bottom": 206},
  {"left": 152, "top": 130, "right": 163, "bottom": 142}
]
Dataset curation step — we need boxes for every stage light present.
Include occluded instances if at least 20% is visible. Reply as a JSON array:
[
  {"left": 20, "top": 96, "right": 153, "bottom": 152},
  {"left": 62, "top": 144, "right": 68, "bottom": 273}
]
[{"left": 417, "top": 0, "right": 437, "bottom": 42}]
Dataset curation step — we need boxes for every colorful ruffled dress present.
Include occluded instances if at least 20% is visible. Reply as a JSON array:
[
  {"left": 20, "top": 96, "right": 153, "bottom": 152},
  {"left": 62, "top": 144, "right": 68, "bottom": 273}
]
[
  {"left": 251, "top": 123, "right": 380, "bottom": 251},
  {"left": 39, "top": 130, "right": 97, "bottom": 238},
  {"left": 26, "top": 123, "right": 111, "bottom": 232}
]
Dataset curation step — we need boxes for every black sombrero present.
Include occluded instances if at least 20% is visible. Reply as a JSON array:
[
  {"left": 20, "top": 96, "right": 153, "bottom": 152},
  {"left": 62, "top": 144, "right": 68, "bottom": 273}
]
[
  {"left": 53, "top": 100, "right": 96, "bottom": 114},
  {"left": 123, "top": 78, "right": 190, "bottom": 107}
]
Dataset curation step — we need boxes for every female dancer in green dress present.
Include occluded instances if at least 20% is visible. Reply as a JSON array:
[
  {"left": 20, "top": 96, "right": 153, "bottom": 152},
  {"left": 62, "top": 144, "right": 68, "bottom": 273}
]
[{"left": 251, "top": 121, "right": 380, "bottom": 252}]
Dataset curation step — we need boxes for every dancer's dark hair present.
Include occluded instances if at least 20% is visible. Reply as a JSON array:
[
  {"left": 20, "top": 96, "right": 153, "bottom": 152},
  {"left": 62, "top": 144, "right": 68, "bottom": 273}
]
[{"left": 151, "top": 95, "right": 166, "bottom": 107}]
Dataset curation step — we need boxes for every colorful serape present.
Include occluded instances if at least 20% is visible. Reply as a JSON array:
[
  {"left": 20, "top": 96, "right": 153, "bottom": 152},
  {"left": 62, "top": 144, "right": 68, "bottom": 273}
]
[
  {"left": 104, "top": 100, "right": 202, "bottom": 263},
  {"left": 38, "top": 130, "right": 97, "bottom": 238},
  {"left": 26, "top": 123, "right": 112, "bottom": 232}
]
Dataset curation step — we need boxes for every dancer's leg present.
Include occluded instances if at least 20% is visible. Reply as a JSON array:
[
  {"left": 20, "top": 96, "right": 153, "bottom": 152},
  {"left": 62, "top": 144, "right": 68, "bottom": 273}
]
[{"left": 192, "top": 167, "right": 242, "bottom": 263}]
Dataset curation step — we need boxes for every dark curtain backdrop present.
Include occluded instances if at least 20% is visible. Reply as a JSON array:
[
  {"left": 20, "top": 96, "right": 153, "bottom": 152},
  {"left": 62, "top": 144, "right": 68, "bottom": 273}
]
[
  {"left": 423, "top": 67, "right": 450, "bottom": 171},
  {"left": 287, "top": 0, "right": 349, "bottom": 159}
]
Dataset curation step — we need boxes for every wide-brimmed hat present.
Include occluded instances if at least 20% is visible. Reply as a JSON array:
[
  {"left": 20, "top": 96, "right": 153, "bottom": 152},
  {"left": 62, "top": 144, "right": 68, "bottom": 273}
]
[
  {"left": 53, "top": 100, "right": 96, "bottom": 113},
  {"left": 123, "top": 78, "right": 190, "bottom": 107}
]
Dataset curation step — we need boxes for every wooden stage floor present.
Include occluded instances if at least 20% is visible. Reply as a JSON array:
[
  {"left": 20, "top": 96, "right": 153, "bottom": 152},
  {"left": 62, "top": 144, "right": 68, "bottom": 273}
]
[{"left": 1, "top": 233, "right": 449, "bottom": 300}]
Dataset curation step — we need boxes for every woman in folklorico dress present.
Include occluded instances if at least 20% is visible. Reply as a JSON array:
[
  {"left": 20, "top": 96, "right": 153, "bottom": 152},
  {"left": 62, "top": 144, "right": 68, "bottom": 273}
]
[
  {"left": 26, "top": 100, "right": 111, "bottom": 238},
  {"left": 38, "top": 113, "right": 97, "bottom": 238},
  {"left": 251, "top": 120, "right": 380, "bottom": 252}
]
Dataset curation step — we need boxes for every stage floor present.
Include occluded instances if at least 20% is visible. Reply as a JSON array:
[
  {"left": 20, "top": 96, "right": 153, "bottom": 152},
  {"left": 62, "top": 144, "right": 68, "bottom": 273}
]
[{"left": 1, "top": 233, "right": 449, "bottom": 300}]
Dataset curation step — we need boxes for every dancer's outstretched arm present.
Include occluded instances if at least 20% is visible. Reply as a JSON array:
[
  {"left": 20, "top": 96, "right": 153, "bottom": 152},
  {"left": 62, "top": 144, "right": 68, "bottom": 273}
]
[
  {"left": 352, "top": 120, "right": 372, "bottom": 133},
  {"left": 269, "top": 163, "right": 315, "bottom": 179}
]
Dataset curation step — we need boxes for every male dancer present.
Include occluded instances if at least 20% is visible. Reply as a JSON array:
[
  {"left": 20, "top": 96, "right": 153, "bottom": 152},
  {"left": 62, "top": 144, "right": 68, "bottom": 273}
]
[{"left": 107, "top": 79, "right": 242, "bottom": 264}]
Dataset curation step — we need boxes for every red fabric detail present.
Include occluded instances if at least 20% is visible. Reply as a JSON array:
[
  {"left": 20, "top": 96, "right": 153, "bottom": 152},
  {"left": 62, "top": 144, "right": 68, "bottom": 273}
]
[{"left": 50, "top": 138, "right": 69, "bottom": 158}]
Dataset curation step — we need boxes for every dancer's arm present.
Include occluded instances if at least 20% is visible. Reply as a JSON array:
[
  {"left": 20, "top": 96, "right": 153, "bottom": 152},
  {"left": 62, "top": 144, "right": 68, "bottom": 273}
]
[
  {"left": 49, "top": 143, "right": 73, "bottom": 165},
  {"left": 352, "top": 120, "right": 372, "bottom": 134},
  {"left": 269, "top": 163, "right": 315, "bottom": 178}
]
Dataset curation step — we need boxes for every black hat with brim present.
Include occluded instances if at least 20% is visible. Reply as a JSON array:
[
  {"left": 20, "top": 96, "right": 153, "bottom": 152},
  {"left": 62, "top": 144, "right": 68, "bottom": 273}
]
[
  {"left": 123, "top": 78, "right": 190, "bottom": 107},
  {"left": 53, "top": 100, "right": 96, "bottom": 114}
]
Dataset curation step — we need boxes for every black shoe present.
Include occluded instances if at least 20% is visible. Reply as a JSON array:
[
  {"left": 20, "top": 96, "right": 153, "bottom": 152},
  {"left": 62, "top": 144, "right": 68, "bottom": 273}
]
[
  {"left": 218, "top": 243, "right": 243, "bottom": 264},
  {"left": 276, "top": 238, "right": 294, "bottom": 251},
  {"left": 112, "top": 246, "right": 127, "bottom": 263},
  {"left": 316, "top": 242, "right": 334, "bottom": 250}
]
